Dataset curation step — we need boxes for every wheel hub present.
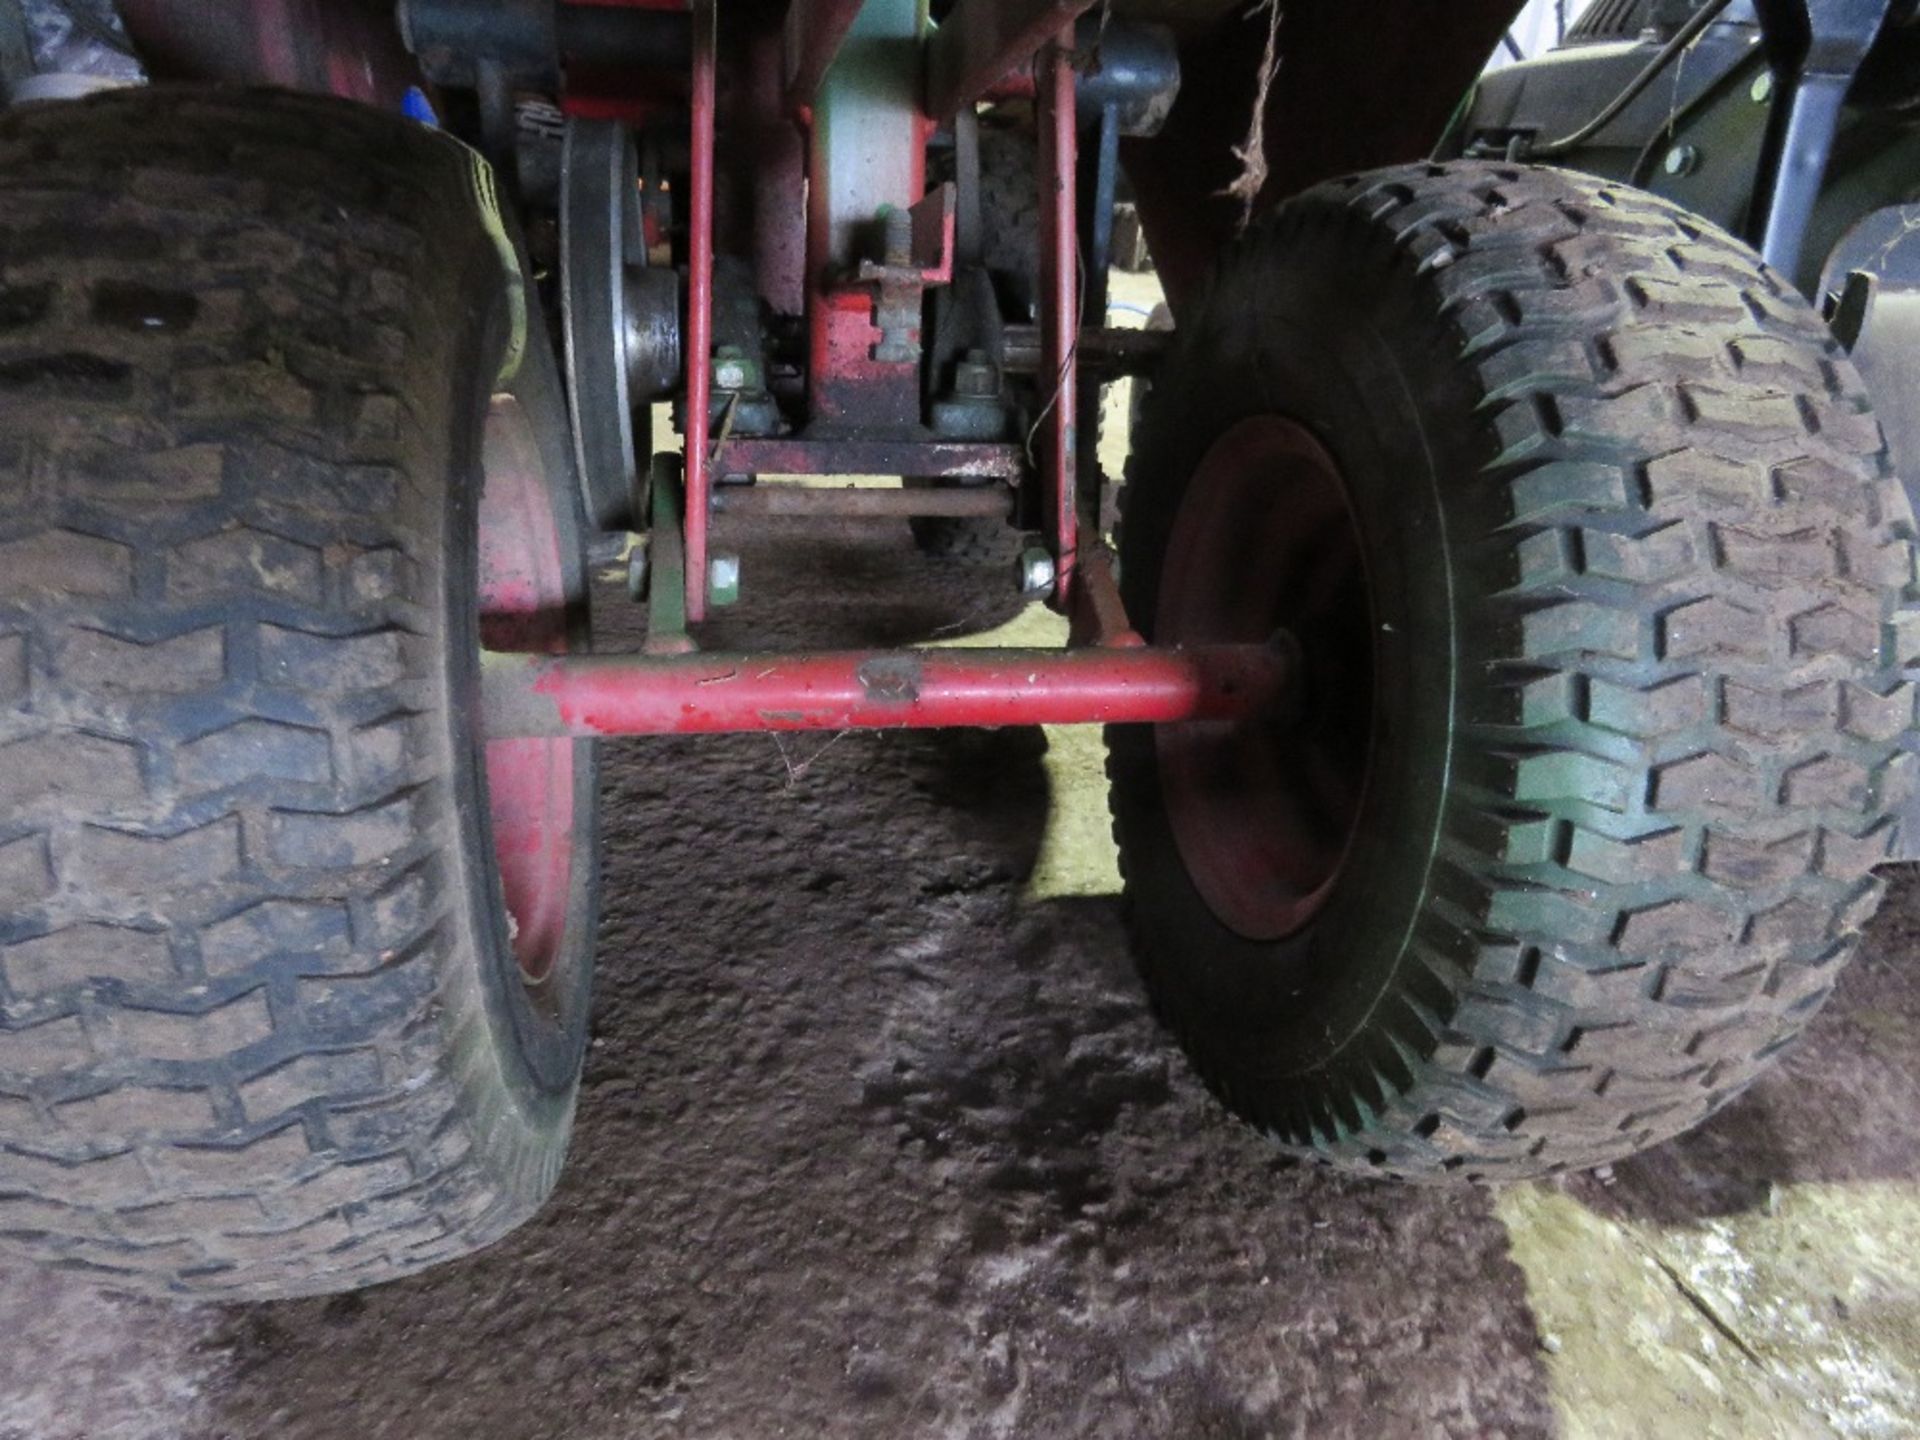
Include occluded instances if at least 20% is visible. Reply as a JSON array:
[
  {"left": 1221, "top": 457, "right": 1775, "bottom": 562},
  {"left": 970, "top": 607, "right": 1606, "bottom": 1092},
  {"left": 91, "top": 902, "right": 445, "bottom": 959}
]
[
  {"left": 478, "top": 394, "right": 578, "bottom": 985},
  {"left": 1154, "top": 415, "right": 1374, "bottom": 941}
]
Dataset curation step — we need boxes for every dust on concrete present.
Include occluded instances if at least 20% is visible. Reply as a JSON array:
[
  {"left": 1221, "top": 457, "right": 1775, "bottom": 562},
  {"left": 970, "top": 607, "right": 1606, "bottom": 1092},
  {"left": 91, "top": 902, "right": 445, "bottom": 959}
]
[{"left": 0, "top": 1248, "right": 223, "bottom": 1440}]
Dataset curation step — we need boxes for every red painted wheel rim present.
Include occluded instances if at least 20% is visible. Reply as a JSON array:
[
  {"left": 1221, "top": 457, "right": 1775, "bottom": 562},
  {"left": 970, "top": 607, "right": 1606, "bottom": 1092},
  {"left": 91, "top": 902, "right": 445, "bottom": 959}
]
[
  {"left": 477, "top": 394, "right": 576, "bottom": 985},
  {"left": 1155, "top": 416, "right": 1374, "bottom": 941}
]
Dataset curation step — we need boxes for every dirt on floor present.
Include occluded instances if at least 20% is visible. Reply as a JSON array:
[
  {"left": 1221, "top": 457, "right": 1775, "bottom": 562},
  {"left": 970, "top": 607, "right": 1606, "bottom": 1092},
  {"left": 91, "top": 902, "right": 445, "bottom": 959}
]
[{"left": 2, "top": 518, "right": 1919, "bottom": 1440}]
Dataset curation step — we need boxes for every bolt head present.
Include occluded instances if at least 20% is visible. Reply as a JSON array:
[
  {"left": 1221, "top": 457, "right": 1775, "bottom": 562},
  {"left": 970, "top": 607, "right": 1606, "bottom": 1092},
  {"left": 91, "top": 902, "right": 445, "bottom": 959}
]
[
  {"left": 708, "top": 551, "right": 742, "bottom": 607},
  {"left": 1015, "top": 546, "right": 1056, "bottom": 600},
  {"left": 953, "top": 356, "right": 999, "bottom": 399},
  {"left": 1750, "top": 70, "right": 1773, "bottom": 104},
  {"left": 1662, "top": 144, "right": 1699, "bottom": 177},
  {"left": 711, "top": 345, "right": 759, "bottom": 394}
]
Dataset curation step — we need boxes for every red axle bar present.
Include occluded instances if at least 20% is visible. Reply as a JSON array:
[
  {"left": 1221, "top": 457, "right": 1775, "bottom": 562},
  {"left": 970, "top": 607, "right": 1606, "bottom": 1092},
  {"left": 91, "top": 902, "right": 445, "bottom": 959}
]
[{"left": 481, "top": 644, "right": 1291, "bottom": 738}]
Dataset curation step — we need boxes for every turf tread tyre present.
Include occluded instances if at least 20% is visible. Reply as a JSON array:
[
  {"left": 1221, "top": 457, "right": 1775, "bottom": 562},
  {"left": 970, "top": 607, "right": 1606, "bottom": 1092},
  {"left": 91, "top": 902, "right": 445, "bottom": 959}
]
[
  {"left": 0, "top": 89, "right": 595, "bottom": 1296},
  {"left": 1111, "top": 161, "right": 1917, "bottom": 1179}
]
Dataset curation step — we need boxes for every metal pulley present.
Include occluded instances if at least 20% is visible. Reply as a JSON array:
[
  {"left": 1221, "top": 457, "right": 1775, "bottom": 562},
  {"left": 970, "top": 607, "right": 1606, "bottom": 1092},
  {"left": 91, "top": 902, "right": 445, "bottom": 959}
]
[{"left": 560, "top": 118, "right": 680, "bottom": 530}]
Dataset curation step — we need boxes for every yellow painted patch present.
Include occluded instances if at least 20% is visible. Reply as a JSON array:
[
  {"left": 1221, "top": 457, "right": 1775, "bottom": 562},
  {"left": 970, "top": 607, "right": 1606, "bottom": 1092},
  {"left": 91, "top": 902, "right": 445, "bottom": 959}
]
[
  {"left": 1498, "top": 1181, "right": 1920, "bottom": 1439},
  {"left": 931, "top": 602, "right": 1122, "bottom": 902}
]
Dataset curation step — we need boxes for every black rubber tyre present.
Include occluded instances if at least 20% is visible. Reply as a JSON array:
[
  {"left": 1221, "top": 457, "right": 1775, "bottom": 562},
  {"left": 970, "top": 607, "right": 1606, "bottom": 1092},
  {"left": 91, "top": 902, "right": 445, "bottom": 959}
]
[
  {"left": 1109, "top": 161, "right": 1917, "bottom": 1180},
  {"left": 0, "top": 89, "right": 599, "bottom": 1296}
]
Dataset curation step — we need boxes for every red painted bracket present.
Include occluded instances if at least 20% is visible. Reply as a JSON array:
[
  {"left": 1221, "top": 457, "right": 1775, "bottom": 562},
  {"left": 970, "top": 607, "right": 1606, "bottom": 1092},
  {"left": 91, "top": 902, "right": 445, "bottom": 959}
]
[{"left": 855, "top": 182, "right": 958, "bottom": 287}]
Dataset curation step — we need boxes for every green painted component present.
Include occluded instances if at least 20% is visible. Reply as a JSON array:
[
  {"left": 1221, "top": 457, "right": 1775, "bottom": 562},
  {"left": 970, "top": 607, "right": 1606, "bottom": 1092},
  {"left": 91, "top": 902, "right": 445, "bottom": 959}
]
[{"left": 645, "top": 453, "right": 691, "bottom": 650}]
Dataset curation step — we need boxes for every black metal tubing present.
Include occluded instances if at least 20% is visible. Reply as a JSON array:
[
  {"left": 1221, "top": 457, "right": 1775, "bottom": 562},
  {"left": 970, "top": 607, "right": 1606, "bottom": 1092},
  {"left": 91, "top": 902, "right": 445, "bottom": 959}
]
[
  {"left": 1526, "top": 0, "right": 1736, "bottom": 157},
  {"left": 1746, "top": 0, "right": 1897, "bottom": 278}
]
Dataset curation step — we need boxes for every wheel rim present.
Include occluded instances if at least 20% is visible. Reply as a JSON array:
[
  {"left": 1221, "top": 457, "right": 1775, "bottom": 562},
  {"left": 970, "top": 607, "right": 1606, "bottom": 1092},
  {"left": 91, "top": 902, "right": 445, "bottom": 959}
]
[
  {"left": 477, "top": 394, "right": 577, "bottom": 986},
  {"left": 1155, "top": 415, "right": 1375, "bottom": 941}
]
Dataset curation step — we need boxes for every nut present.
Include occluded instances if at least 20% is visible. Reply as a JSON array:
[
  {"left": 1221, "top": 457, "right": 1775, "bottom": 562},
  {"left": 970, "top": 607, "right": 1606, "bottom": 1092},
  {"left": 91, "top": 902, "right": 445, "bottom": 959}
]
[
  {"left": 708, "top": 550, "right": 742, "bottom": 607},
  {"left": 1015, "top": 545, "right": 1056, "bottom": 600},
  {"left": 1661, "top": 144, "right": 1700, "bottom": 177},
  {"left": 953, "top": 349, "right": 999, "bottom": 400},
  {"left": 711, "top": 344, "right": 759, "bottom": 394}
]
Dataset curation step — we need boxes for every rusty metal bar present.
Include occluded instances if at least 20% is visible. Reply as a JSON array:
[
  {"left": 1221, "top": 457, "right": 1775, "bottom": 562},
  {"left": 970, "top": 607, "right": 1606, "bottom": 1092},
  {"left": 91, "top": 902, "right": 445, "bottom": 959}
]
[
  {"left": 1001, "top": 323, "right": 1171, "bottom": 378},
  {"left": 924, "top": 0, "right": 1098, "bottom": 120},
  {"left": 683, "top": 0, "right": 717, "bottom": 625},
  {"left": 482, "top": 642, "right": 1292, "bottom": 738},
  {"left": 715, "top": 436, "right": 1026, "bottom": 480},
  {"left": 713, "top": 485, "right": 1012, "bottom": 519},
  {"left": 1036, "top": 29, "right": 1079, "bottom": 607},
  {"left": 783, "top": 0, "right": 866, "bottom": 114},
  {"left": 1068, "top": 546, "right": 1142, "bottom": 648}
]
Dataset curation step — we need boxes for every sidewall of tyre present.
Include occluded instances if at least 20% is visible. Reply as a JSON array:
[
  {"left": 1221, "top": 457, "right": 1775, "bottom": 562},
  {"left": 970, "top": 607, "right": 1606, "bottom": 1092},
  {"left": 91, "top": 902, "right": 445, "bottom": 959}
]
[
  {"left": 1111, "top": 161, "right": 1917, "bottom": 1178},
  {"left": 0, "top": 90, "right": 597, "bottom": 1297}
]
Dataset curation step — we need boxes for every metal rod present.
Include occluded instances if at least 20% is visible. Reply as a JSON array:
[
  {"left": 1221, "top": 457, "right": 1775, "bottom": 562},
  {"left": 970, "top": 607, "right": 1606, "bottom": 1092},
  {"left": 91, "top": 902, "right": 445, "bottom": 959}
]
[
  {"left": 1037, "top": 29, "right": 1079, "bottom": 608},
  {"left": 1000, "top": 323, "right": 1170, "bottom": 377},
  {"left": 1746, "top": 0, "right": 1894, "bottom": 283},
  {"left": 683, "top": 0, "right": 717, "bottom": 625},
  {"left": 716, "top": 436, "right": 1026, "bottom": 480},
  {"left": 713, "top": 485, "right": 1012, "bottom": 519},
  {"left": 482, "top": 643, "right": 1292, "bottom": 738}
]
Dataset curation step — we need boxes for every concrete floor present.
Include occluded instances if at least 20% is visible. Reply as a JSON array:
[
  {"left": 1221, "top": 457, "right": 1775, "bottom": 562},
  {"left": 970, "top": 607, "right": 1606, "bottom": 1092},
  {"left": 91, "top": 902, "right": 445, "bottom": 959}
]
[{"left": 3, "top": 279, "right": 1919, "bottom": 1438}]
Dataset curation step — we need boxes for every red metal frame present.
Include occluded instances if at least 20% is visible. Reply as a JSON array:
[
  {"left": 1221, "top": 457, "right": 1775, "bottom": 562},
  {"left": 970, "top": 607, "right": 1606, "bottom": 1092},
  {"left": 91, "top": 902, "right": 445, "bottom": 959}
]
[
  {"left": 519, "top": 1, "right": 1278, "bottom": 745},
  {"left": 1036, "top": 30, "right": 1079, "bottom": 609},
  {"left": 712, "top": 484, "right": 1011, "bottom": 520},
  {"left": 716, "top": 437, "right": 1024, "bottom": 480},
  {"left": 682, "top": 0, "right": 718, "bottom": 624},
  {"left": 119, "top": 1, "right": 1510, "bottom": 752},
  {"left": 483, "top": 643, "right": 1292, "bottom": 738}
]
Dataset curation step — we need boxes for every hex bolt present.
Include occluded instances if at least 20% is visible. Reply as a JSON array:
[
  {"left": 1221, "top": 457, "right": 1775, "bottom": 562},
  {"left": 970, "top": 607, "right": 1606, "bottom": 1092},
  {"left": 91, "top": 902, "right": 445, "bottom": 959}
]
[
  {"left": 1015, "top": 545, "right": 1057, "bottom": 600},
  {"left": 1661, "top": 144, "right": 1700, "bottom": 177},
  {"left": 882, "top": 205, "right": 913, "bottom": 267},
  {"left": 953, "top": 348, "right": 999, "bottom": 399},
  {"left": 712, "top": 344, "right": 757, "bottom": 394},
  {"left": 708, "top": 550, "right": 742, "bottom": 607}
]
